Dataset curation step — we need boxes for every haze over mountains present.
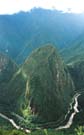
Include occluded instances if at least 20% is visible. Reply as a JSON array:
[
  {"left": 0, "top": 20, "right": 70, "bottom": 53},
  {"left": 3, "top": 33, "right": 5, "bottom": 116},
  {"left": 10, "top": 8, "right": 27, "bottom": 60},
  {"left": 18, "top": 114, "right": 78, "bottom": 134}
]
[
  {"left": 62, "top": 32, "right": 84, "bottom": 63},
  {"left": 0, "top": 8, "right": 84, "bottom": 63},
  {"left": 0, "top": 8, "right": 84, "bottom": 135}
]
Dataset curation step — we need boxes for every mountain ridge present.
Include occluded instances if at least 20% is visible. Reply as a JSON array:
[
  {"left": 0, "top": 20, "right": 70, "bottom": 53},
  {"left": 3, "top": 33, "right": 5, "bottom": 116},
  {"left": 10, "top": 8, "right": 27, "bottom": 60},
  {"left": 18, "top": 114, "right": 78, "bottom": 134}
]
[{"left": 0, "top": 8, "right": 84, "bottom": 63}]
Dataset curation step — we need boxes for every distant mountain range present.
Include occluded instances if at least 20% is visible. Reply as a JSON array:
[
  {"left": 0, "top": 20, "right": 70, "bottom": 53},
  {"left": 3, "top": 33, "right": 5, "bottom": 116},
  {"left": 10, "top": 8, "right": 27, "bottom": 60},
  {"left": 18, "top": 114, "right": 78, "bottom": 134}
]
[
  {"left": 1, "top": 8, "right": 84, "bottom": 135},
  {"left": 61, "top": 32, "right": 84, "bottom": 63},
  {"left": 0, "top": 8, "right": 84, "bottom": 63}
]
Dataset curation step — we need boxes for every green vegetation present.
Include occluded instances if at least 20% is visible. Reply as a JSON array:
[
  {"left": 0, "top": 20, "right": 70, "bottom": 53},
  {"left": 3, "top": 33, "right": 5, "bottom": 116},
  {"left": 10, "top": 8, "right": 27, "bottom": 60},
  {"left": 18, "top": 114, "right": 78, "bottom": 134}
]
[
  {"left": 0, "top": 8, "right": 84, "bottom": 135},
  {"left": 0, "top": 8, "right": 84, "bottom": 64},
  {"left": 0, "top": 46, "right": 75, "bottom": 126},
  {"left": 0, "top": 126, "right": 84, "bottom": 135},
  {"left": 68, "top": 60, "right": 84, "bottom": 90},
  {"left": 61, "top": 33, "right": 84, "bottom": 63},
  {"left": 0, "top": 52, "right": 26, "bottom": 116},
  {"left": 0, "top": 45, "right": 77, "bottom": 135},
  {"left": 21, "top": 45, "right": 75, "bottom": 122},
  {"left": 0, "top": 53, "right": 18, "bottom": 113}
]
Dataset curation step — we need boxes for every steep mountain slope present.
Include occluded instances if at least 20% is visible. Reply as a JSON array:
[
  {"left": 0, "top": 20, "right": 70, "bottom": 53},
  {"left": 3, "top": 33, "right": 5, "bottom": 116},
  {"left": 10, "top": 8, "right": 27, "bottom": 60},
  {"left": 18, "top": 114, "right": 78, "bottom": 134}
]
[
  {"left": 21, "top": 45, "right": 75, "bottom": 122},
  {"left": 0, "top": 8, "right": 84, "bottom": 63},
  {"left": 0, "top": 15, "right": 24, "bottom": 59},
  {"left": 68, "top": 60, "right": 84, "bottom": 90},
  {"left": 0, "top": 53, "right": 18, "bottom": 113},
  {"left": 61, "top": 33, "right": 84, "bottom": 63},
  {"left": 0, "top": 53, "right": 27, "bottom": 116},
  {"left": 67, "top": 60, "right": 84, "bottom": 128}
]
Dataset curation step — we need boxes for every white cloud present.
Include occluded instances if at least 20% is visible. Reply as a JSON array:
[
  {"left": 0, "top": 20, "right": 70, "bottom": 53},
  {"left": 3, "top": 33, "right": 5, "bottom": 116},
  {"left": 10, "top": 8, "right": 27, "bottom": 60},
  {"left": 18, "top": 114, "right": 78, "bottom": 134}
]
[{"left": 0, "top": 0, "right": 84, "bottom": 14}]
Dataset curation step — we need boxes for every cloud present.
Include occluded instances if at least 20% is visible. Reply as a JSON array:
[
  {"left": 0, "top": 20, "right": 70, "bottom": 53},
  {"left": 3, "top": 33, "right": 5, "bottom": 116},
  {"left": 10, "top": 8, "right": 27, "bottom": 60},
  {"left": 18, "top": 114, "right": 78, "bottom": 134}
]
[{"left": 0, "top": 0, "right": 84, "bottom": 14}]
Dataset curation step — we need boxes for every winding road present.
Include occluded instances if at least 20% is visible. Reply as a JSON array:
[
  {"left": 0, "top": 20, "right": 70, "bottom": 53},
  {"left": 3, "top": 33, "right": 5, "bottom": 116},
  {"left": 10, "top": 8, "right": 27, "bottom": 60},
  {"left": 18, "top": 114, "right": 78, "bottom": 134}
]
[
  {"left": 56, "top": 93, "right": 80, "bottom": 130},
  {"left": 0, "top": 92, "right": 82, "bottom": 133},
  {"left": 0, "top": 113, "right": 31, "bottom": 133}
]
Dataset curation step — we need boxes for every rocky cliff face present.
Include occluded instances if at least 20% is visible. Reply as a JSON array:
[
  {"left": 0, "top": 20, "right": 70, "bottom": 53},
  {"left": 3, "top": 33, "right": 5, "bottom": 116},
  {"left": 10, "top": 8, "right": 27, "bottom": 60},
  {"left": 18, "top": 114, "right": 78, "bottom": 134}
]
[{"left": 21, "top": 45, "right": 75, "bottom": 122}]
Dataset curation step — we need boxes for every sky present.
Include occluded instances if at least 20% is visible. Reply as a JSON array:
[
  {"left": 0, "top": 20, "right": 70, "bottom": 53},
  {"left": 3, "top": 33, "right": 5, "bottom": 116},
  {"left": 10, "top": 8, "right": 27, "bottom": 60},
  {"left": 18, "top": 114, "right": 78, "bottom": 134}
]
[{"left": 0, "top": 0, "right": 84, "bottom": 14}]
